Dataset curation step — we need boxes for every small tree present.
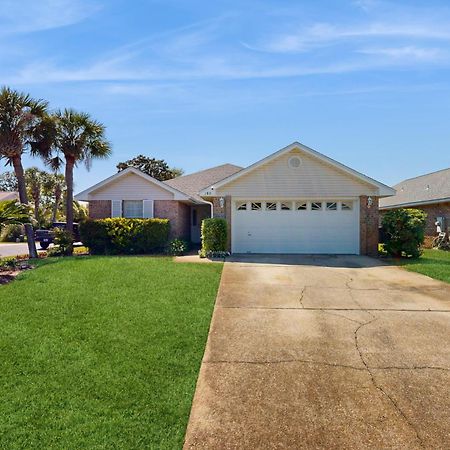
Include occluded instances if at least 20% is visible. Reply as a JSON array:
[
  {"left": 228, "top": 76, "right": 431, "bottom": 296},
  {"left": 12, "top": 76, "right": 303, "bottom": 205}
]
[
  {"left": 382, "top": 208, "right": 427, "bottom": 258},
  {"left": 0, "top": 200, "right": 31, "bottom": 230},
  {"left": 117, "top": 155, "right": 183, "bottom": 181}
]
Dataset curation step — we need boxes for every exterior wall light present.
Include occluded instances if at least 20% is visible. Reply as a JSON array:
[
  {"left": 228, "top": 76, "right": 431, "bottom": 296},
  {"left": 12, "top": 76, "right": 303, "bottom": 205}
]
[
  {"left": 219, "top": 197, "right": 225, "bottom": 208},
  {"left": 367, "top": 196, "right": 373, "bottom": 208}
]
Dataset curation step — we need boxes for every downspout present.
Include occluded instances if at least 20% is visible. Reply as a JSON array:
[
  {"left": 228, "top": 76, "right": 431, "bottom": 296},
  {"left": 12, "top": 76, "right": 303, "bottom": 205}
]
[{"left": 204, "top": 200, "right": 214, "bottom": 218}]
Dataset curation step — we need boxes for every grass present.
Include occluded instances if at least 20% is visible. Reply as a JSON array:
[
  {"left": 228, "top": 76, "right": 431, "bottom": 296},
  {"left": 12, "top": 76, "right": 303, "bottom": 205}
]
[
  {"left": 0, "top": 256, "right": 223, "bottom": 449},
  {"left": 395, "top": 249, "right": 450, "bottom": 283}
]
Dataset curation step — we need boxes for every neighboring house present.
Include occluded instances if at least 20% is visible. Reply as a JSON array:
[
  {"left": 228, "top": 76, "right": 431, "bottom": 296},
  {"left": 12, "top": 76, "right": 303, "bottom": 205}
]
[
  {"left": 379, "top": 167, "right": 450, "bottom": 236},
  {"left": 0, "top": 191, "right": 19, "bottom": 201},
  {"left": 75, "top": 142, "right": 395, "bottom": 256}
]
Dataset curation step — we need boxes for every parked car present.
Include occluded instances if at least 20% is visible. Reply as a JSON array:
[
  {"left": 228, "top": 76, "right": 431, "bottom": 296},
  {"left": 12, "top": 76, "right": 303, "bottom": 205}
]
[{"left": 35, "top": 222, "right": 80, "bottom": 250}]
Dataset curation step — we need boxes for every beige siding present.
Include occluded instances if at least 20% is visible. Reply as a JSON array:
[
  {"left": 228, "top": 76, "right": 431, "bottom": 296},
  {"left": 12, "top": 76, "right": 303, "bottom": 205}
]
[
  {"left": 215, "top": 150, "right": 377, "bottom": 198},
  {"left": 87, "top": 172, "right": 175, "bottom": 201}
]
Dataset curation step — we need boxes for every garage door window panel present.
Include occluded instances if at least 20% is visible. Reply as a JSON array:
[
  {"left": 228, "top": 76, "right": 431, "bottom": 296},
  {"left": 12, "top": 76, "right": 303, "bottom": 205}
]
[
  {"left": 296, "top": 202, "right": 308, "bottom": 211},
  {"left": 265, "top": 202, "right": 277, "bottom": 211},
  {"left": 280, "top": 202, "right": 292, "bottom": 211},
  {"left": 326, "top": 202, "right": 337, "bottom": 211},
  {"left": 341, "top": 202, "right": 353, "bottom": 210},
  {"left": 311, "top": 202, "right": 323, "bottom": 211},
  {"left": 251, "top": 202, "right": 262, "bottom": 211},
  {"left": 236, "top": 202, "right": 248, "bottom": 211}
]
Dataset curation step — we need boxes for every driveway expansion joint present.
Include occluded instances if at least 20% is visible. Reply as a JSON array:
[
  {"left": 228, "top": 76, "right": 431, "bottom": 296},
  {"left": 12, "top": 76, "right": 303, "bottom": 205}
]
[
  {"left": 354, "top": 317, "right": 425, "bottom": 448},
  {"left": 202, "top": 358, "right": 366, "bottom": 371}
]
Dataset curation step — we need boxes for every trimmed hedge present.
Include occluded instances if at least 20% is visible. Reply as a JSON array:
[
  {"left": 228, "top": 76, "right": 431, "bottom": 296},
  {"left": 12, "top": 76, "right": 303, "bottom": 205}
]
[
  {"left": 381, "top": 208, "right": 427, "bottom": 258},
  {"left": 79, "top": 218, "right": 170, "bottom": 255},
  {"left": 201, "top": 218, "right": 227, "bottom": 254}
]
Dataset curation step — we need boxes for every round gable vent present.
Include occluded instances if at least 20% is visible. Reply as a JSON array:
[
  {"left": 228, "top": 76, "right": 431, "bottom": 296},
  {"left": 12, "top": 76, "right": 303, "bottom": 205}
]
[{"left": 288, "top": 155, "right": 302, "bottom": 169}]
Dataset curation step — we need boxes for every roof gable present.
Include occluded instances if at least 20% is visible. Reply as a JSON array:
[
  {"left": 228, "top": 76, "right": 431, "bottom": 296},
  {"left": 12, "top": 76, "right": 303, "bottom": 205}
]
[
  {"left": 199, "top": 142, "right": 395, "bottom": 197},
  {"left": 75, "top": 167, "right": 193, "bottom": 201}
]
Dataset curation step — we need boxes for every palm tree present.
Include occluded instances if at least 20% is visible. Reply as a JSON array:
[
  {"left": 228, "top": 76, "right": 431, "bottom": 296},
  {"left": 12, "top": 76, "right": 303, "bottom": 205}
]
[
  {"left": 43, "top": 172, "right": 65, "bottom": 223},
  {"left": 0, "top": 200, "right": 31, "bottom": 229},
  {"left": 47, "top": 109, "right": 111, "bottom": 235},
  {"left": 0, "top": 87, "right": 49, "bottom": 258},
  {"left": 25, "top": 167, "right": 45, "bottom": 222}
]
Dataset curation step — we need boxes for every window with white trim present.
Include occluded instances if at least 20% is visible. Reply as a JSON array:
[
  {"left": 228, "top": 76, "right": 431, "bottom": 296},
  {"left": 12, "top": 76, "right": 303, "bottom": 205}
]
[
  {"left": 236, "top": 202, "right": 247, "bottom": 210},
  {"left": 123, "top": 200, "right": 144, "bottom": 218},
  {"left": 341, "top": 201, "right": 353, "bottom": 211},
  {"left": 326, "top": 202, "right": 337, "bottom": 211},
  {"left": 265, "top": 202, "right": 277, "bottom": 211},
  {"left": 251, "top": 202, "right": 262, "bottom": 211},
  {"left": 296, "top": 202, "right": 307, "bottom": 210},
  {"left": 280, "top": 201, "right": 292, "bottom": 210},
  {"left": 311, "top": 202, "right": 322, "bottom": 211}
]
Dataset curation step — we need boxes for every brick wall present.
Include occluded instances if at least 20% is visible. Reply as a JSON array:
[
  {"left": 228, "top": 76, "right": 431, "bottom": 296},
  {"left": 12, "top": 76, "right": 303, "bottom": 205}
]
[
  {"left": 89, "top": 200, "right": 111, "bottom": 219},
  {"left": 212, "top": 196, "right": 232, "bottom": 251},
  {"left": 154, "top": 200, "right": 190, "bottom": 240},
  {"left": 360, "top": 196, "right": 379, "bottom": 257}
]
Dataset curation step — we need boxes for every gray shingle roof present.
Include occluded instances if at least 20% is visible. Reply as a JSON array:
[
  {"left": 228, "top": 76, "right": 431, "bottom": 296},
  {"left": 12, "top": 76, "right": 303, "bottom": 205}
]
[
  {"left": 164, "top": 164, "right": 243, "bottom": 202},
  {"left": 0, "top": 191, "right": 19, "bottom": 201},
  {"left": 379, "top": 168, "right": 450, "bottom": 208}
]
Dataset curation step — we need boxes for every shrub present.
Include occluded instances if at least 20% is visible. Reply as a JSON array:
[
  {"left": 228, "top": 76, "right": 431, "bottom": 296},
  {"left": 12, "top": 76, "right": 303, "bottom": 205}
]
[
  {"left": 0, "top": 224, "right": 24, "bottom": 242},
  {"left": 0, "top": 257, "right": 17, "bottom": 271},
  {"left": 79, "top": 218, "right": 170, "bottom": 255},
  {"left": 48, "top": 228, "right": 74, "bottom": 257},
  {"left": 201, "top": 218, "right": 227, "bottom": 254},
  {"left": 167, "top": 239, "right": 189, "bottom": 256},
  {"left": 381, "top": 208, "right": 427, "bottom": 258}
]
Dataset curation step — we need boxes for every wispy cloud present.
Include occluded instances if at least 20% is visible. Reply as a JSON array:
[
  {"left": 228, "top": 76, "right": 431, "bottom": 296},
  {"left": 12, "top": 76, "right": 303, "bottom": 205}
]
[
  {"left": 0, "top": 0, "right": 101, "bottom": 34},
  {"left": 253, "top": 22, "right": 450, "bottom": 53},
  {"left": 359, "top": 45, "right": 447, "bottom": 62}
]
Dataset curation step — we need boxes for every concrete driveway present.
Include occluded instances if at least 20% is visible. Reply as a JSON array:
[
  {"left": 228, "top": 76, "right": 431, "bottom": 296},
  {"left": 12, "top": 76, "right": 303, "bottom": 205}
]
[{"left": 184, "top": 255, "right": 450, "bottom": 449}]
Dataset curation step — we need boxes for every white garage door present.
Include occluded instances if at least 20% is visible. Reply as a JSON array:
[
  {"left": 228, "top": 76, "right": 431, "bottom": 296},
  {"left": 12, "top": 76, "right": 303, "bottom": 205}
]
[{"left": 232, "top": 199, "right": 360, "bottom": 254}]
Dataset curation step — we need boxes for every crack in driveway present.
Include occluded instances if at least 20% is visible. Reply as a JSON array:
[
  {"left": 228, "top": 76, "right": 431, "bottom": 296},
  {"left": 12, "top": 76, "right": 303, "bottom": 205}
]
[{"left": 354, "top": 317, "right": 426, "bottom": 448}]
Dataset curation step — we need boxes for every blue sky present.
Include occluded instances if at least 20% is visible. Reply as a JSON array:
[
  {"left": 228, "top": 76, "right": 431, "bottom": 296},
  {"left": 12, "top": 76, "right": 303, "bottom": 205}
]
[{"left": 1, "top": 0, "right": 450, "bottom": 192}]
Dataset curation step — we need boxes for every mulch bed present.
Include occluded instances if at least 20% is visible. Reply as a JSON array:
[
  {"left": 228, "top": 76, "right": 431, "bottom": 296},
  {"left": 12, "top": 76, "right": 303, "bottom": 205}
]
[{"left": 0, "top": 271, "right": 21, "bottom": 285}]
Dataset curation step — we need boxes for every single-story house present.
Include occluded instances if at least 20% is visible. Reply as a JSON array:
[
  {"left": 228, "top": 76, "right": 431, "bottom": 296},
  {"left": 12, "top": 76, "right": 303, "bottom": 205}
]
[
  {"left": 379, "top": 168, "right": 450, "bottom": 236},
  {"left": 75, "top": 142, "right": 395, "bottom": 256},
  {"left": 0, "top": 191, "right": 19, "bottom": 201}
]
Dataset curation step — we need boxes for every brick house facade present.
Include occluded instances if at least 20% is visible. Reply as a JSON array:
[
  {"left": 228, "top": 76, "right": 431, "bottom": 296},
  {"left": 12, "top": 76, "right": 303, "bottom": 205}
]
[{"left": 76, "top": 142, "right": 394, "bottom": 256}]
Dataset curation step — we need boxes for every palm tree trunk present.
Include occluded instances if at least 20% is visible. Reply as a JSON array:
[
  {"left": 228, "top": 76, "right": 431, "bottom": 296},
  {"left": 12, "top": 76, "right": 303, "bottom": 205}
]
[
  {"left": 12, "top": 155, "right": 38, "bottom": 258},
  {"left": 65, "top": 157, "right": 75, "bottom": 234},
  {"left": 52, "top": 186, "right": 61, "bottom": 223}
]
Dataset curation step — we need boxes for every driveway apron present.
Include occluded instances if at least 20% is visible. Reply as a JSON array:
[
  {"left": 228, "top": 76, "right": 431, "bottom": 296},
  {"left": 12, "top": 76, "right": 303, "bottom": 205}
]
[{"left": 184, "top": 255, "right": 450, "bottom": 450}]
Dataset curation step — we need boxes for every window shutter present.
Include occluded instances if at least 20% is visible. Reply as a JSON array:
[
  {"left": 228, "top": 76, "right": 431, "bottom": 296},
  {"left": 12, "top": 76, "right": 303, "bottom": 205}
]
[
  {"left": 143, "top": 200, "right": 154, "bottom": 218},
  {"left": 111, "top": 200, "right": 122, "bottom": 217}
]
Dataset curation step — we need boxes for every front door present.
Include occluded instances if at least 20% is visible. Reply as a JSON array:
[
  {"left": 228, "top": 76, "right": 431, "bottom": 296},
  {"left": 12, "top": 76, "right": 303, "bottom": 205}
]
[{"left": 191, "top": 207, "right": 201, "bottom": 243}]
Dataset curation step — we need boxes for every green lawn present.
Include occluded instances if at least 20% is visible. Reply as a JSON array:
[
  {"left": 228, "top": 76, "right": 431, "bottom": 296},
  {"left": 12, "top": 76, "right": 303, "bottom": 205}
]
[
  {"left": 0, "top": 256, "right": 222, "bottom": 449},
  {"left": 397, "top": 249, "right": 450, "bottom": 283}
]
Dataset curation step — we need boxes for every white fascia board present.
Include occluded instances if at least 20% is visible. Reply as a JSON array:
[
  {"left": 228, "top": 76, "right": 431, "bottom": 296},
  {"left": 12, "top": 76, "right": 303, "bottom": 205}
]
[{"left": 199, "top": 142, "right": 396, "bottom": 197}]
